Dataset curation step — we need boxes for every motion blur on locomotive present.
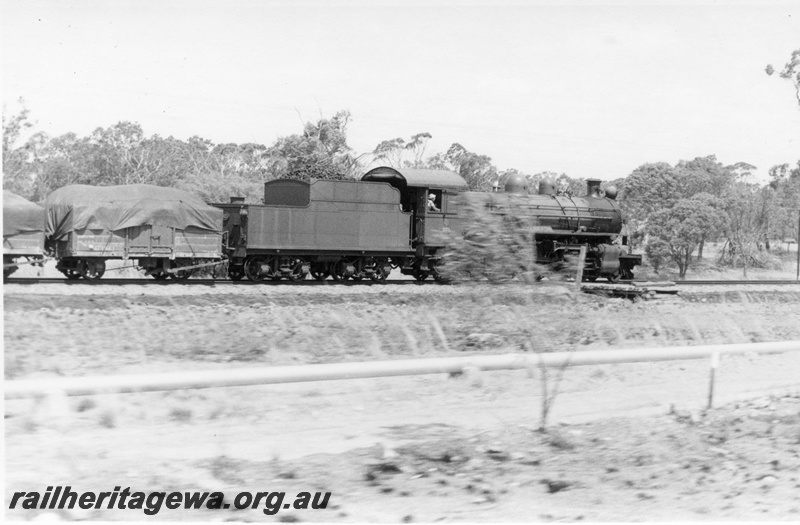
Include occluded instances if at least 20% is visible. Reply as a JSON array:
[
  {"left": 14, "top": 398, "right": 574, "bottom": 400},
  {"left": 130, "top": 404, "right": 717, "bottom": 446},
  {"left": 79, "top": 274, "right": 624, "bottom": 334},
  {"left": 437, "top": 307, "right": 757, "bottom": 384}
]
[
  {"left": 454, "top": 173, "right": 641, "bottom": 282},
  {"left": 217, "top": 167, "right": 640, "bottom": 283}
]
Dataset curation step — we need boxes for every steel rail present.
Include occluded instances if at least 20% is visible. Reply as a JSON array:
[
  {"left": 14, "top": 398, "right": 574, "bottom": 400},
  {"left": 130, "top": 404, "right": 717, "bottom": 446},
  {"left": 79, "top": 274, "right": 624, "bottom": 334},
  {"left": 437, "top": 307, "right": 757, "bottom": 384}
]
[
  {"left": 621, "top": 279, "right": 800, "bottom": 286},
  {"left": 5, "top": 341, "right": 800, "bottom": 400},
  {"left": 671, "top": 280, "right": 800, "bottom": 285},
  {"left": 5, "top": 277, "right": 800, "bottom": 286},
  {"left": 1, "top": 277, "right": 409, "bottom": 286}
]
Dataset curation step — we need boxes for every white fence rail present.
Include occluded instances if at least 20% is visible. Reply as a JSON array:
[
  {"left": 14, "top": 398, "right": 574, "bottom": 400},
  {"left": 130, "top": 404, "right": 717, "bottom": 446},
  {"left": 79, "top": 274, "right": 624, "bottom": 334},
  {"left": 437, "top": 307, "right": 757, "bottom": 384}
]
[{"left": 5, "top": 341, "right": 800, "bottom": 400}]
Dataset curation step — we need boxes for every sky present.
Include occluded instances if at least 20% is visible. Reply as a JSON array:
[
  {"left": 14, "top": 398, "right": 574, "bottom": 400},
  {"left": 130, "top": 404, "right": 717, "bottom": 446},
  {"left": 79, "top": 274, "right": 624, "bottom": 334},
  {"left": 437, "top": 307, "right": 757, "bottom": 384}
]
[{"left": 2, "top": 0, "right": 799, "bottom": 183}]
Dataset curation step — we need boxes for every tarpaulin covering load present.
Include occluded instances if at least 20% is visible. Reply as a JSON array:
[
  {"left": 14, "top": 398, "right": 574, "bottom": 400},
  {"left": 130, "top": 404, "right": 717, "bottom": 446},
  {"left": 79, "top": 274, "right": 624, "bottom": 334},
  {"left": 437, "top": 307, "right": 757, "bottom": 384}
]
[
  {"left": 45, "top": 184, "right": 222, "bottom": 241},
  {"left": 3, "top": 191, "right": 45, "bottom": 237}
]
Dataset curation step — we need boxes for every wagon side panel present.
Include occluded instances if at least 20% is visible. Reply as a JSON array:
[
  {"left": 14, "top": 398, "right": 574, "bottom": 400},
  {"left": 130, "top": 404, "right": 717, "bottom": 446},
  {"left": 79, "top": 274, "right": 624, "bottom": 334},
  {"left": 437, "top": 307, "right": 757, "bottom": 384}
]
[{"left": 3, "top": 232, "right": 45, "bottom": 256}]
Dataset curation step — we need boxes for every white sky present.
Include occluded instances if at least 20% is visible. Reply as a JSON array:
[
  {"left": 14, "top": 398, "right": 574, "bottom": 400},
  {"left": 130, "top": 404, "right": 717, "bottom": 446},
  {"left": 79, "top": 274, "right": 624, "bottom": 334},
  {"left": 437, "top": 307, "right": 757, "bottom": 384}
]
[{"left": 2, "top": 0, "right": 799, "bottom": 182}]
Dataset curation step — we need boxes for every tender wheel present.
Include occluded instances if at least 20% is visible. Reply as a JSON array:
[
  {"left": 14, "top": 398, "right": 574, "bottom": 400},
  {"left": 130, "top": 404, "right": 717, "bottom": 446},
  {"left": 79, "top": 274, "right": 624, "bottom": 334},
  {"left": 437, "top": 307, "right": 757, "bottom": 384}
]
[
  {"left": 370, "top": 266, "right": 389, "bottom": 283},
  {"left": 286, "top": 260, "right": 307, "bottom": 282},
  {"left": 310, "top": 265, "right": 330, "bottom": 281},
  {"left": 606, "top": 271, "right": 621, "bottom": 284},
  {"left": 331, "top": 260, "right": 350, "bottom": 282},
  {"left": 228, "top": 268, "right": 245, "bottom": 281},
  {"left": 244, "top": 256, "right": 271, "bottom": 282},
  {"left": 151, "top": 272, "right": 169, "bottom": 281},
  {"left": 368, "top": 258, "right": 390, "bottom": 283},
  {"left": 79, "top": 259, "right": 106, "bottom": 280}
]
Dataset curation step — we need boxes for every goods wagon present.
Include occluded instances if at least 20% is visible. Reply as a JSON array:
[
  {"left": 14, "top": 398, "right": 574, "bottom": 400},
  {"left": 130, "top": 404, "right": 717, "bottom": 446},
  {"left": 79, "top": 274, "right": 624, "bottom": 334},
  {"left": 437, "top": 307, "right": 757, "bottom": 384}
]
[
  {"left": 3, "top": 191, "right": 46, "bottom": 279},
  {"left": 45, "top": 184, "right": 224, "bottom": 280}
]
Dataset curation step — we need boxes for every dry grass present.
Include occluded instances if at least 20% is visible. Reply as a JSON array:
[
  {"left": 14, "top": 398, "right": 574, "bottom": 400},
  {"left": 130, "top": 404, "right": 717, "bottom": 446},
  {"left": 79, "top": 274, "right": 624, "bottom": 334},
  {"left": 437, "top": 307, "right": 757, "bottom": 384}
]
[{"left": 5, "top": 284, "right": 800, "bottom": 380}]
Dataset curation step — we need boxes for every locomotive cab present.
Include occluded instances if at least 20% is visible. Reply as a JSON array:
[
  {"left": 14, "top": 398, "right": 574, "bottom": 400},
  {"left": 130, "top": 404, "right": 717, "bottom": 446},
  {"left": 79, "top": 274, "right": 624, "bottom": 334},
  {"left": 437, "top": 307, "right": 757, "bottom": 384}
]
[
  {"left": 361, "top": 167, "right": 468, "bottom": 248},
  {"left": 362, "top": 166, "right": 468, "bottom": 280}
]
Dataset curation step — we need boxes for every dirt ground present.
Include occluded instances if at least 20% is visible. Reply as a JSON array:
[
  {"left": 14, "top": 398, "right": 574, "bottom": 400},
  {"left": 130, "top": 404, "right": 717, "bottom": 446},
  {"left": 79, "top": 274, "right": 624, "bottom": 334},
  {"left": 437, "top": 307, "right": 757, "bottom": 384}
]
[{"left": 4, "top": 281, "right": 800, "bottom": 521}]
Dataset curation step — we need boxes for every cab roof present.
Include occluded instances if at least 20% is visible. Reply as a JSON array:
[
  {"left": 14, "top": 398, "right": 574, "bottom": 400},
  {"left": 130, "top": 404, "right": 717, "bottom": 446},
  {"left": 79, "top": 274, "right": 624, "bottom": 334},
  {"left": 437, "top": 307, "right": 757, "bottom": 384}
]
[{"left": 361, "top": 166, "right": 468, "bottom": 190}]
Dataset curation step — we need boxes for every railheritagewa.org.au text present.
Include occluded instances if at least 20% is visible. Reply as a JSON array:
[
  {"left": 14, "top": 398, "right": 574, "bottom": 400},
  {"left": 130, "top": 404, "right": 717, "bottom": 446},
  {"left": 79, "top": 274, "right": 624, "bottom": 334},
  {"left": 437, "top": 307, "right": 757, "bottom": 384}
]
[{"left": 9, "top": 486, "right": 331, "bottom": 515}]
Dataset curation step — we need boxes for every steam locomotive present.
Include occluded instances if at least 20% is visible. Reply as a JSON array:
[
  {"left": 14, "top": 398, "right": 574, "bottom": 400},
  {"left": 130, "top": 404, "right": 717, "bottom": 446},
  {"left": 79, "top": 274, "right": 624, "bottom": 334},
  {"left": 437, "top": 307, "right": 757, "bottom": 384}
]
[{"left": 216, "top": 167, "right": 640, "bottom": 283}]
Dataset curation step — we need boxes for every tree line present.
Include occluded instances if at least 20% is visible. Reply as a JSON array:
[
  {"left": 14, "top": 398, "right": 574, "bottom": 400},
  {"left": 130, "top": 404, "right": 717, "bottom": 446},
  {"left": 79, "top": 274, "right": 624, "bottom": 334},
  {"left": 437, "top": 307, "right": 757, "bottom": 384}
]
[{"left": 3, "top": 49, "right": 799, "bottom": 278}]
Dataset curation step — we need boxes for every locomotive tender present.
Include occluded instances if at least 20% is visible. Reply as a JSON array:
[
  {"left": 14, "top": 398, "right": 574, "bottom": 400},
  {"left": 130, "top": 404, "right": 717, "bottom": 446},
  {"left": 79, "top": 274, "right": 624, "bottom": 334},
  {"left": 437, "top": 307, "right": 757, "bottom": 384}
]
[{"left": 218, "top": 167, "right": 640, "bottom": 282}]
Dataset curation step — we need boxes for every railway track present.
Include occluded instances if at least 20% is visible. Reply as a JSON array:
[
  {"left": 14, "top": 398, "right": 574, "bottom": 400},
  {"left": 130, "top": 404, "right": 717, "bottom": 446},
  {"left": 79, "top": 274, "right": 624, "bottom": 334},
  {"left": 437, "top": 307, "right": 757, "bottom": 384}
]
[
  {"left": 644, "top": 279, "right": 799, "bottom": 286},
  {"left": 2, "top": 277, "right": 423, "bottom": 286},
  {"left": 4, "top": 277, "right": 800, "bottom": 286}
]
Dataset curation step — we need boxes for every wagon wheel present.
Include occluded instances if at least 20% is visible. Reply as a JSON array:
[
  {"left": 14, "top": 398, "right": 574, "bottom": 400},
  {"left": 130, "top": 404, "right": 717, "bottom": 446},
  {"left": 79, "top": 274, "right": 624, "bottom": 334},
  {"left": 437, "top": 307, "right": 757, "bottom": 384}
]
[
  {"left": 63, "top": 269, "right": 82, "bottom": 280},
  {"left": 170, "top": 268, "right": 192, "bottom": 281},
  {"left": 79, "top": 259, "right": 106, "bottom": 280}
]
